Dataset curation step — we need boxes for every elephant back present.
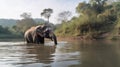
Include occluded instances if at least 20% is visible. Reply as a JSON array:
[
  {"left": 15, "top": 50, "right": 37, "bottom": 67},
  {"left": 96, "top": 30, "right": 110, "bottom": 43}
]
[
  {"left": 24, "top": 27, "right": 36, "bottom": 37},
  {"left": 35, "top": 25, "right": 47, "bottom": 33}
]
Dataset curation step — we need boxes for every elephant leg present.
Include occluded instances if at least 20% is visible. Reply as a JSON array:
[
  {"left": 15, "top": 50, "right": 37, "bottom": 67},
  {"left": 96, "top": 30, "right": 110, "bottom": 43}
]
[
  {"left": 41, "top": 37, "right": 44, "bottom": 44},
  {"left": 38, "top": 36, "right": 44, "bottom": 44},
  {"left": 25, "top": 35, "right": 33, "bottom": 43},
  {"left": 26, "top": 39, "right": 30, "bottom": 43},
  {"left": 34, "top": 37, "right": 39, "bottom": 44},
  {"left": 32, "top": 34, "right": 44, "bottom": 44},
  {"left": 33, "top": 34, "right": 39, "bottom": 44}
]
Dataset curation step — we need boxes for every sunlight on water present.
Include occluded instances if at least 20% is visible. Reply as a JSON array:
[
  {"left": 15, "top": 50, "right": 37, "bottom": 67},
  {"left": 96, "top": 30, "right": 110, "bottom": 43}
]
[
  {"left": 0, "top": 40, "right": 120, "bottom": 67},
  {"left": 0, "top": 42, "right": 24, "bottom": 45},
  {"left": 0, "top": 62, "right": 19, "bottom": 67},
  {"left": 44, "top": 41, "right": 68, "bottom": 46}
]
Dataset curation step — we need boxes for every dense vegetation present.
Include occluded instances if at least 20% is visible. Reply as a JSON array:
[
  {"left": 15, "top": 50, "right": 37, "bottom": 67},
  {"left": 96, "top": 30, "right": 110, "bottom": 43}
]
[
  {"left": 0, "top": 12, "right": 54, "bottom": 39},
  {"left": 55, "top": 0, "right": 120, "bottom": 39}
]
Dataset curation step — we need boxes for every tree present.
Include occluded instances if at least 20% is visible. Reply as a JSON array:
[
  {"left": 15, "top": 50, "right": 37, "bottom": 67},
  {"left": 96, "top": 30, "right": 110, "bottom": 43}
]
[
  {"left": 41, "top": 8, "right": 53, "bottom": 23},
  {"left": 16, "top": 12, "right": 36, "bottom": 33},
  {"left": 16, "top": 19, "right": 36, "bottom": 33},
  {"left": 57, "top": 11, "right": 72, "bottom": 23},
  {"left": 90, "top": 0, "right": 107, "bottom": 13},
  {"left": 20, "top": 12, "right": 31, "bottom": 19},
  {"left": 76, "top": 2, "right": 90, "bottom": 14},
  {"left": 76, "top": 2, "right": 96, "bottom": 17}
]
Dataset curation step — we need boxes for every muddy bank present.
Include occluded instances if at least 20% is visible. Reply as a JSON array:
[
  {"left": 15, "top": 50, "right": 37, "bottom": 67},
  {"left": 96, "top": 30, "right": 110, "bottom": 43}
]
[
  {"left": 56, "top": 35, "right": 120, "bottom": 42},
  {"left": 56, "top": 36, "right": 95, "bottom": 41}
]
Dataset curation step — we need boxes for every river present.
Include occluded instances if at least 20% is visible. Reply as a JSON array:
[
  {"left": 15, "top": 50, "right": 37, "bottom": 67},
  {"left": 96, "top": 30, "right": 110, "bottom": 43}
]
[{"left": 0, "top": 39, "right": 120, "bottom": 67}]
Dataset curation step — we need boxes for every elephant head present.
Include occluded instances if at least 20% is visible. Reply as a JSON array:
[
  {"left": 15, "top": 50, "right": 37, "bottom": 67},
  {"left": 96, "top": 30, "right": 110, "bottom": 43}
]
[{"left": 44, "top": 28, "right": 57, "bottom": 45}]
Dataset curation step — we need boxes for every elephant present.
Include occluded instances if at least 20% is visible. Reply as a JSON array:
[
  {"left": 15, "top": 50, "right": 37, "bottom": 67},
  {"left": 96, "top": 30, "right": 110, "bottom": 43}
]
[{"left": 24, "top": 25, "right": 57, "bottom": 45}]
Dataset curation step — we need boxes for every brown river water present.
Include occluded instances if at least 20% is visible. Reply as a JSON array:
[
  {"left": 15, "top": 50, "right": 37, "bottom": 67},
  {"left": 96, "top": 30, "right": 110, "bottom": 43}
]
[{"left": 0, "top": 39, "right": 120, "bottom": 67}]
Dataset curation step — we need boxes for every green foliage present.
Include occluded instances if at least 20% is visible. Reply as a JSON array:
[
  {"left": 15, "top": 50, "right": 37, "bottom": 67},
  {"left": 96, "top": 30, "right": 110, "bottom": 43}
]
[
  {"left": 0, "top": 25, "right": 10, "bottom": 34},
  {"left": 55, "top": 0, "right": 119, "bottom": 39},
  {"left": 16, "top": 18, "right": 36, "bottom": 33},
  {"left": 0, "top": 25, "right": 23, "bottom": 39},
  {"left": 90, "top": 0, "right": 107, "bottom": 13}
]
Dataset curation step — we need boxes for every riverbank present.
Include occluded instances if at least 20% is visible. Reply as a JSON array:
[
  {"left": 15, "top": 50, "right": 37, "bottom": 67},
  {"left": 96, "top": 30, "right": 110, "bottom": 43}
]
[
  {"left": 56, "top": 35, "right": 120, "bottom": 41},
  {"left": 57, "top": 36, "right": 95, "bottom": 41}
]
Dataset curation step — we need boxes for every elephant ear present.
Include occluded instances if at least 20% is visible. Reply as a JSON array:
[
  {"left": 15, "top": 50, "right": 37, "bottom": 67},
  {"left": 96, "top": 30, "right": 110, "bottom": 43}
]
[
  {"left": 36, "top": 25, "right": 47, "bottom": 32},
  {"left": 35, "top": 25, "right": 44, "bottom": 37}
]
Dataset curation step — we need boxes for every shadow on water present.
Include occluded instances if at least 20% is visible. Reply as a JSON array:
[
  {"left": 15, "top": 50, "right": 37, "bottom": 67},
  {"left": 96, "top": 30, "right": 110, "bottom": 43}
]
[
  {"left": 22, "top": 41, "right": 81, "bottom": 67},
  {"left": 25, "top": 44, "right": 56, "bottom": 64},
  {"left": 0, "top": 40, "right": 120, "bottom": 67},
  {"left": 72, "top": 40, "right": 120, "bottom": 67}
]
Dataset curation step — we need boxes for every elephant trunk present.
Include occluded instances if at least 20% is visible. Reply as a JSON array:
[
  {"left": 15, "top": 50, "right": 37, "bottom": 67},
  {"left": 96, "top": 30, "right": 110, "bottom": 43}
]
[
  {"left": 52, "top": 34, "right": 57, "bottom": 45},
  {"left": 48, "top": 33, "right": 57, "bottom": 45}
]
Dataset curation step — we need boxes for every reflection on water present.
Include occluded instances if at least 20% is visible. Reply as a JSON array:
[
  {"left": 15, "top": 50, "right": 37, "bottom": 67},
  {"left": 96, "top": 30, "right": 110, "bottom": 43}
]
[{"left": 0, "top": 40, "right": 120, "bottom": 67}]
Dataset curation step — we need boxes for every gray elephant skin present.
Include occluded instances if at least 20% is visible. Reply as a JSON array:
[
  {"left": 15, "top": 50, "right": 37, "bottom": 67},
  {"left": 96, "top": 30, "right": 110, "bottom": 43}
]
[{"left": 24, "top": 25, "right": 57, "bottom": 45}]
